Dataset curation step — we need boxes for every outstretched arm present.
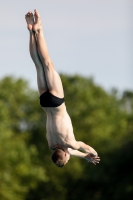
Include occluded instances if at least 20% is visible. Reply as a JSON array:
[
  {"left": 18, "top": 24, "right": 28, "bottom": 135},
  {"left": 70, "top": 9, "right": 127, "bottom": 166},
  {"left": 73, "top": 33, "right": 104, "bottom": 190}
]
[
  {"left": 70, "top": 141, "right": 98, "bottom": 156},
  {"left": 68, "top": 148, "right": 100, "bottom": 165}
]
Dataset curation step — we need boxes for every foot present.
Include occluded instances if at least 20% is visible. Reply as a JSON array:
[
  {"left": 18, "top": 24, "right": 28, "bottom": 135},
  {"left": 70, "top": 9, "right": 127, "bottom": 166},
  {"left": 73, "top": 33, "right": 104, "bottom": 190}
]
[
  {"left": 25, "top": 12, "right": 34, "bottom": 32},
  {"left": 33, "top": 9, "right": 42, "bottom": 32}
]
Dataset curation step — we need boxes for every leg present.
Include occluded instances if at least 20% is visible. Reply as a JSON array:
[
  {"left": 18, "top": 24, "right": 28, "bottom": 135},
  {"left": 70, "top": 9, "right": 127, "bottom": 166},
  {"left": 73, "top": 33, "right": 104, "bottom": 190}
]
[
  {"left": 25, "top": 12, "right": 48, "bottom": 95},
  {"left": 33, "top": 10, "right": 64, "bottom": 98},
  {"left": 30, "top": 32, "right": 48, "bottom": 95}
]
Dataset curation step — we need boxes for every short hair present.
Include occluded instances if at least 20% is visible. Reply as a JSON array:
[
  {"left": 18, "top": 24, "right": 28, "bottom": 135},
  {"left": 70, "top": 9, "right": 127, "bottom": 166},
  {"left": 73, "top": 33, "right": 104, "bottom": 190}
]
[{"left": 51, "top": 149, "right": 66, "bottom": 168}]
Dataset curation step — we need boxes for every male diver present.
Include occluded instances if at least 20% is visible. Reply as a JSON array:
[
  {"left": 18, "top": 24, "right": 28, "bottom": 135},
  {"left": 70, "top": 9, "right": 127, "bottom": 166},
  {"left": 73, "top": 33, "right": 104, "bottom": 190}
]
[{"left": 25, "top": 10, "right": 100, "bottom": 167}]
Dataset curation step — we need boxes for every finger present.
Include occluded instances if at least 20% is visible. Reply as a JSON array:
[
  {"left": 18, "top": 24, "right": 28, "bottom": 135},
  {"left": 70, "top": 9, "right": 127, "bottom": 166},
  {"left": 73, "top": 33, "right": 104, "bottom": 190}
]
[
  {"left": 94, "top": 158, "right": 100, "bottom": 160},
  {"left": 92, "top": 160, "right": 96, "bottom": 165},
  {"left": 94, "top": 156, "right": 100, "bottom": 159},
  {"left": 92, "top": 157, "right": 100, "bottom": 161},
  {"left": 95, "top": 159, "right": 100, "bottom": 161},
  {"left": 93, "top": 159, "right": 99, "bottom": 164},
  {"left": 95, "top": 159, "right": 100, "bottom": 163}
]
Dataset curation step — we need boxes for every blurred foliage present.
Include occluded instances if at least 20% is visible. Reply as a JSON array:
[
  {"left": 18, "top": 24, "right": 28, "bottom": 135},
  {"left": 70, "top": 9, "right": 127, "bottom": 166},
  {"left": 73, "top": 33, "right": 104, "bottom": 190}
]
[{"left": 0, "top": 75, "right": 133, "bottom": 200}]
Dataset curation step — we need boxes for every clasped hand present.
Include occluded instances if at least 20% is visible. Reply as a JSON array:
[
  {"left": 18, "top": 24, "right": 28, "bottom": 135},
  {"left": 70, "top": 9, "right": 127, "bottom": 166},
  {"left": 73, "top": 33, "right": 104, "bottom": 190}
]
[{"left": 85, "top": 153, "right": 100, "bottom": 165}]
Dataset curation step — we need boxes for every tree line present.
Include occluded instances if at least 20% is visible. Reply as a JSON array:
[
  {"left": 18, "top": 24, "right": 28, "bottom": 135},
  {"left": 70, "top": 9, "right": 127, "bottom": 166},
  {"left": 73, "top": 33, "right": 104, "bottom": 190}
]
[{"left": 0, "top": 75, "right": 133, "bottom": 200}]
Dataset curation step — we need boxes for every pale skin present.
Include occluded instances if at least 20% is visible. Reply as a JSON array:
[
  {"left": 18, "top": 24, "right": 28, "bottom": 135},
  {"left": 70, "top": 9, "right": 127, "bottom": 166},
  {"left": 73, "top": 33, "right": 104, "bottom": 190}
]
[{"left": 25, "top": 10, "right": 100, "bottom": 166}]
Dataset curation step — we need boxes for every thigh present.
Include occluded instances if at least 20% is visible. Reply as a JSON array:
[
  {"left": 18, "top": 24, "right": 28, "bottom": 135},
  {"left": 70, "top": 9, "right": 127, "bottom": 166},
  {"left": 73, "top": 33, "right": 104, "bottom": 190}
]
[{"left": 44, "top": 66, "right": 64, "bottom": 98}]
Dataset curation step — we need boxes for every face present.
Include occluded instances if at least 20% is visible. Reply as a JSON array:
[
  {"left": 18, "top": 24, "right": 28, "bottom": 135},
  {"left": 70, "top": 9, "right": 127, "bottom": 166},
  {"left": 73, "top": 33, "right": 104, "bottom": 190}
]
[
  {"left": 51, "top": 148, "right": 70, "bottom": 167},
  {"left": 55, "top": 151, "right": 70, "bottom": 167},
  {"left": 64, "top": 151, "right": 70, "bottom": 164}
]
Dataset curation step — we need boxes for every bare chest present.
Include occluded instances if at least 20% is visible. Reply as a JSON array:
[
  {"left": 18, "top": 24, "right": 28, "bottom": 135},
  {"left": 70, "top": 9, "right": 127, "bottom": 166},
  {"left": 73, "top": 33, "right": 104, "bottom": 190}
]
[{"left": 46, "top": 114, "right": 75, "bottom": 149}]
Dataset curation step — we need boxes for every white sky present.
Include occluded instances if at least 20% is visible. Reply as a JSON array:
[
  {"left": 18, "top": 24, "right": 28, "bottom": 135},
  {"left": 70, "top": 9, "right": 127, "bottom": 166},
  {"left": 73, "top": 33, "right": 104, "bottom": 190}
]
[{"left": 0, "top": 0, "right": 133, "bottom": 92}]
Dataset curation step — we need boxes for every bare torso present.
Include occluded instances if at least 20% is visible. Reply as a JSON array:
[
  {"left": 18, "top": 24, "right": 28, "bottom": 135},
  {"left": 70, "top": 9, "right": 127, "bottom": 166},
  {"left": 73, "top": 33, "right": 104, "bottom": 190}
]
[{"left": 42, "top": 103, "right": 76, "bottom": 150}]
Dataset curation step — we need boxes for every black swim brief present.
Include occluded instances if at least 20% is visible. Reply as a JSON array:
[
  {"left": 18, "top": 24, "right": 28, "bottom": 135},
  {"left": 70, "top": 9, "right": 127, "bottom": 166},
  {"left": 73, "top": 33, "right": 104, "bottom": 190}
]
[{"left": 40, "top": 91, "right": 65, "bottom": 107}]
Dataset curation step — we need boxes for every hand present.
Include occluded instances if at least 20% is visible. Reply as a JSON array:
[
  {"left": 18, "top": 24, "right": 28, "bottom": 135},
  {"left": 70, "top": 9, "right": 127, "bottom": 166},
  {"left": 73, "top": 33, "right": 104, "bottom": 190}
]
[{"left": 85, "top": 153, "right": 100, "bottom": 165}]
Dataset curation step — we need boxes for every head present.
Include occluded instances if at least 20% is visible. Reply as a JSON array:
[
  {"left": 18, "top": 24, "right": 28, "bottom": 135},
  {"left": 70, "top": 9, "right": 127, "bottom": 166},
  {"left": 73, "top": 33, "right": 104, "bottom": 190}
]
[{"left": 51, "top": 149, "right": 70, "bottom": 168}]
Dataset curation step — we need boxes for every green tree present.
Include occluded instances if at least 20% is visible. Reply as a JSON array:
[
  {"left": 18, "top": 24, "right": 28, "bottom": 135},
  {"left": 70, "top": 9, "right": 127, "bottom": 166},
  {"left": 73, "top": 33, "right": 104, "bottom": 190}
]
[
  {"left": 0, "top": 75, "right": 133, "bottom": 200},
  {"left": 0, "top": 77, "right": 48, "bottom": 200},
  {"left": 26, "top": 75, "right": 133, "bottom": 200}
]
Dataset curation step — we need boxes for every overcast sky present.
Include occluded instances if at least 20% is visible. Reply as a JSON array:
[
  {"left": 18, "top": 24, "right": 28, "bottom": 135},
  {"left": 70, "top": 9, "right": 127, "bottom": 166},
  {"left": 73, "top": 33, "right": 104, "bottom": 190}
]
[{"left": 0, "top": 0, "right": 133, "bottom": 92}]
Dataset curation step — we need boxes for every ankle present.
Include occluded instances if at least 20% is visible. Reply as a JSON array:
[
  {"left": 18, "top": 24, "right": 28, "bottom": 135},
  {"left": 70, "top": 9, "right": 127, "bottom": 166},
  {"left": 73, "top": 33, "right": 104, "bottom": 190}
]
[
  {"left": 34, "top": 29, "right": 43, "bottom": 36},
  {"left": 29, "top": 29, "right": 34, "bottom": 34}
]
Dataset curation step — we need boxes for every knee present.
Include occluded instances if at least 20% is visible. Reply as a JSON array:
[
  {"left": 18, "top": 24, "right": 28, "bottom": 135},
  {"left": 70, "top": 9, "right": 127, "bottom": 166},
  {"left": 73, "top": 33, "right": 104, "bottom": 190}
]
[{"left": 43, "top": 58, "right": 54, "bottom": 70}]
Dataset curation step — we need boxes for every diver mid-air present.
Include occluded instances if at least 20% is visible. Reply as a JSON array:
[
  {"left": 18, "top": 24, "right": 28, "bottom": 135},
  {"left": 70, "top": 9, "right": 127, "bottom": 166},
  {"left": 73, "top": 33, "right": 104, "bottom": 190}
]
[{"left": 25, "top": 9, "right": 100, "bottom": 167}]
